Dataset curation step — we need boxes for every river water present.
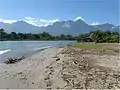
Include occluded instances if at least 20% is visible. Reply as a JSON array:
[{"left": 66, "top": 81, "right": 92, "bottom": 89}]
[{"left": 0, "top": 41, "right": 76, "bottom": 62}]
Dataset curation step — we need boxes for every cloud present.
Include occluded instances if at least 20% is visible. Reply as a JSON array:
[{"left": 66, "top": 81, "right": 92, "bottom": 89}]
[
  {"left": 0, "top": 18, "right": 17, "bottom": 24},
  {"left": 23, "top": 17, "right": 59, "bottom": 27},
  {"left": 74, "top": 16, "right": 84, "bottom": 21},
  {"left": 0, "top": 17, "right": 59, "bottom": 27},
  {"left": 90, "top": 22, "right": 100, "bottom": 25},
  {"left": 0, "top": 17, "right": 107, "bottom": 27}
]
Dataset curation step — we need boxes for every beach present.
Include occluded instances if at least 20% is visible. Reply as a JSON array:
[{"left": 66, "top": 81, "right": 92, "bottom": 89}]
[{"left": 0, "top": 45, "right": 119, "bottom": 89}]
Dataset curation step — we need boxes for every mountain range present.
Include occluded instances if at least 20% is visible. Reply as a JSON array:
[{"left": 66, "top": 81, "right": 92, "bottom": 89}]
[{"left": 0, "top": 19, "right": 119, "bottom": 36}]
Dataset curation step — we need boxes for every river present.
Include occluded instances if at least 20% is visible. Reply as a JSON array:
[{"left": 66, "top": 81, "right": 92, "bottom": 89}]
[{"left": 0, "top": 41, "right": 76, "bottom": 62}]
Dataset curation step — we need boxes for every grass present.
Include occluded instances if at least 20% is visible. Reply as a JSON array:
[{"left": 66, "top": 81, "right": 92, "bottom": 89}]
[{"left": 72, "top": 43, "right": 119, "bottom": 52}]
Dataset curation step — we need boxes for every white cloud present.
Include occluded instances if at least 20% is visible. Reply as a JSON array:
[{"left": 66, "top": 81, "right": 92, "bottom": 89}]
[
  {"left": 0, "top": 17, "right": 108, "bottom": 27},
  {"left": 90, "top": 22, "right": 100, "bottom": 25},
  {"left": 0, "top": 18, "right": 17, "bottom": 24},
  {"left": 23, "top": 17, "right": 59, "bottom": 27},
  {"left": 0, "top": 17, "right": 59, "bottom": 27},
  {"left": 74, "top": 16, "right": 84, "bottom": 21}
]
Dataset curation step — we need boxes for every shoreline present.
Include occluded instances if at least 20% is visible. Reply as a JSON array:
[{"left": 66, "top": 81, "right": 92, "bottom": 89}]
[
  {"left": 0, "top": 47, "right": 64, "bottom": 89},
  {"left": 0, "top": 46, "right": 119, "bottom": 89},
  {"left": 0, "top": 46, "right": 53, "bottom": 63}
]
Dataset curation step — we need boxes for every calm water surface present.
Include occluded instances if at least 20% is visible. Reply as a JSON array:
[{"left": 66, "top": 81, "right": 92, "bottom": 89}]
[{"left": 0, "top": 41, "right": 76, "bottom": 62}]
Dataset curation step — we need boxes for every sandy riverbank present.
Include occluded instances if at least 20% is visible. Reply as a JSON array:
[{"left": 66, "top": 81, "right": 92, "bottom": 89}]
[
  {"left": 0, "top": 47, "right": 64, "bottom": 89},
  {"left": 0, "top": 46, "right": 119, "bottom": 89}
]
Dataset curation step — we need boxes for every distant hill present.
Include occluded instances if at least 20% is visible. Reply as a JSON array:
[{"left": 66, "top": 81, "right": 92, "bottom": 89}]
[
  {"left": 93, "top": 23, "right": 115, "bottom": 30},
  {"left": 0, "top": 19, "right": 119, "bottom": 36}
]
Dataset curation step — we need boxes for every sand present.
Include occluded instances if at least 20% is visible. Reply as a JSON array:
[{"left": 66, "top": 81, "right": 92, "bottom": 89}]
[
  {"left": 0, "top": 46, "right": 119, "bottom": 89},
  {"left": 0, "top": 47, "right": 64, "bottom": 89}
]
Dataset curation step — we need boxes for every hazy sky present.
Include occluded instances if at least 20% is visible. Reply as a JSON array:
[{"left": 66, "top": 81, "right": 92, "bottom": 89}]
[{"left": 0, "top": 0, "right": 119, "bottom": 26}]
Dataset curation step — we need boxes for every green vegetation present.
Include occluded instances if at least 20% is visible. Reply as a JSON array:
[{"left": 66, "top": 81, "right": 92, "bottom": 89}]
[
  {"left": 0, "top": 29, "right": 75, "bottom": 41},
  {"left": 77, "top": 30, "right": 119, "bottom": 43},
  {"left": 0, "top": 29, "right": 119, "bottom": 43},
  {"left": 74, "top": 43, "right": 103, "bottom": 50},
  {"left": 73, "top": 43, "right": 119, "bottom": 52}
]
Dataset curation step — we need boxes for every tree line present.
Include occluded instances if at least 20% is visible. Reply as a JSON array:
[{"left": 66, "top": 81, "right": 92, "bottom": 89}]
[
  {"left": 0, "top": 29, "right": 75, "bottom": 41},
  {"left": 0, "top": 29, "right": 119, "bottom": 43},
  {"left": 77, "top": 30, "right": 119, "bottom": 43}
]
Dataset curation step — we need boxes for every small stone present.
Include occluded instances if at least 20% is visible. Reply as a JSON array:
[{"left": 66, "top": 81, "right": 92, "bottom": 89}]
[
  {"left": 32, "top": 82, "right": 34, "bottom": 84},
  {"left": 17, "top": 72, "right": 22, "bottom": 74},
  {"left": 56, "top": 58, "right": 60, "bottom": 61},
  {"left": 44, "top": 77, "right": 50, "bottom": 80}
]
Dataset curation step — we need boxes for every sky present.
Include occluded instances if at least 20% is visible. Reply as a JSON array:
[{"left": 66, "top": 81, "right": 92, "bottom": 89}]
[{"left": 0, "top": 0, "right": 119, "bottom": 26}]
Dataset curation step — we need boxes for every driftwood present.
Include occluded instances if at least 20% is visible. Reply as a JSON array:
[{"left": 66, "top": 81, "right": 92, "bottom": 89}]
[{"left": 4, "top": 56, "right": 25, "bottom": 64}]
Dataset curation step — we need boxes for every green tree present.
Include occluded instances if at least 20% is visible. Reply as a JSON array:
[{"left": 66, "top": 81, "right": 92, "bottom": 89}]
[
  {"left": 0, "top": 29, "right": 7, "bottom": 40},
  {"left": 10, "top": 32, "right": 18, "bottom": 40}
]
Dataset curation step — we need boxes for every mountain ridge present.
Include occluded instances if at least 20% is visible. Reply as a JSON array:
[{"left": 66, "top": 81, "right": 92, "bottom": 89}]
[{"left": 0, "top": 19, "right": 119, "bottom": 36}]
